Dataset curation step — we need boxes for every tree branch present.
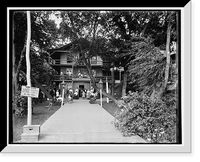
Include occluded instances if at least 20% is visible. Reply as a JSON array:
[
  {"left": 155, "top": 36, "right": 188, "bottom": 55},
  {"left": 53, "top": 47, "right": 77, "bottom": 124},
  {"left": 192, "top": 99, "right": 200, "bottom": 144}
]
[
  {"left": 67, "top": 12, "right": 79, "bottom": 39},
  {"left": 89, "top": 13, "right": 99, "bottom": 55}
]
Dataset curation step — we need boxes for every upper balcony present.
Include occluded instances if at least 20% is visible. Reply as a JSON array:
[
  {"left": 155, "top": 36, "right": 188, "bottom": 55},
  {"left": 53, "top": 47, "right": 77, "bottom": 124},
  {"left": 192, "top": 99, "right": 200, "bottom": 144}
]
[
  {"left": 49, "top": 59, "right": 103, "bottom": 66},
  {"left": 49, "top": 59, "right": 74, "bottom": 66},
  {"left": 53, "top": 74, "right": 112, "bottom": 82}
]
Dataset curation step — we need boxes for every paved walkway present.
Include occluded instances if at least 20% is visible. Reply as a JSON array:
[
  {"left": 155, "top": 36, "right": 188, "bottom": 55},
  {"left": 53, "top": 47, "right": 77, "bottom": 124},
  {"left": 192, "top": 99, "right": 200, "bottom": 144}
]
[{"left": 38, "top": 99, "right": 146, "bottom": 143}]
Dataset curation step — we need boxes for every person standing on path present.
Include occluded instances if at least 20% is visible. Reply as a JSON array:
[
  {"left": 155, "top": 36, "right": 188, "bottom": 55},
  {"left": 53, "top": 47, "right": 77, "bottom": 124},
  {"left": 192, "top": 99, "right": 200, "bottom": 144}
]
[
  {"left": 82, "top": 89, "right": 86, "bottom": 99},
  {"left": 56, "top": 90, "right": 59, "bottom": 98}
]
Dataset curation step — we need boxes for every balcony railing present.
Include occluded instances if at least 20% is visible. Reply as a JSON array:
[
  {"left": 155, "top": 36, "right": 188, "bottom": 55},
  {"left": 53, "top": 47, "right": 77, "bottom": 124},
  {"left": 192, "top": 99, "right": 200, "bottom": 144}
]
[
  {"left": 49, "top": 59, "right": 73, "bottom": 65},
  {"left": 53, "top": 75, "right": 72, "bottom": 81},
  {"left": 49, "top": 59, "right": 103, "bottom": 66},
  {"left": 53, "top": 75, "right": 112, "bottom": 82}
]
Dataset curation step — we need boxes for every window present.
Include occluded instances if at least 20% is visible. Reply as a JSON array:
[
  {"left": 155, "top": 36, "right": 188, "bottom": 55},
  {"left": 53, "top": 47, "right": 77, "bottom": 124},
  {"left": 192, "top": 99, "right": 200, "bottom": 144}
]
[
  {"left": 91, "top": 56, "right": 97, "bottom": 64},
  {"left": 76, "top": 68, "right": 88, "bottom": 78},
  {"left": 92, "top": 69, "right": 96, "bottom": 77},
  {"left": 67, "top": 56, "right": 73, "bottom": 63},
  {"left": 66, "top": 68, "right": 72, "bottom": 76}
]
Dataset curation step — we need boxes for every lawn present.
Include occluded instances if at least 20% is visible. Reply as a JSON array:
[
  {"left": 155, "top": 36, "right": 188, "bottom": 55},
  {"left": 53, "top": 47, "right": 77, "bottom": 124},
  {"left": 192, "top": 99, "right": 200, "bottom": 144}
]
[{"left": 13, "top": 101, "right": 61, "bottom": 142}]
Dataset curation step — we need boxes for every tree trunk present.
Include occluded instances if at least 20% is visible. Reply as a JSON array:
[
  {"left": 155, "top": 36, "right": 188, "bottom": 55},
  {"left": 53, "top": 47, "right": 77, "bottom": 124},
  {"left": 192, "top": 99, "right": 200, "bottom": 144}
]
[
  {"left": 12, "top": 11, "right": 25, "bottom": 111},
  {"left": 14, "top": 46, "right": 25, "bottom": 91},
  {"left": 163, "top": 23, "right": 172, "bottom": 91},
  {"left": 12, "top": 12, "right": 16, "bottom": 112},
  {"left": 114, "top": 82, "right": 123, "bottom": 90},
  {"left": 84, "top": 60, "right": 120, "bottom": 107},
  {"left": 176, "top": 11, "right": 181, "bottom": 144},
  {"left": 31, "top": 76, "right": 52, "bottom": 99},
  {"left": 151, "top": 19, "right": 172, "bottom": 100},
  {"left": 176, "top": 12, "right": 179, "bottom": 74},
  {"left": 155, "top": 12, "right": 173, "bottom": 98}
]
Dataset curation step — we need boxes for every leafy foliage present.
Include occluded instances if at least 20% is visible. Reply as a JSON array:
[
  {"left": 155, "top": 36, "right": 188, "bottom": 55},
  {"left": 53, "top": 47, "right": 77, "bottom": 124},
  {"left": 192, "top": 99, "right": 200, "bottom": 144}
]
[
  {"left": 13, "top": 11, "right": 58, "bottom": 62},
  {"left": 13, "top": 90, "right": 28, "bottom": 117},
  {"left": 114, "top": 92, "right": 177, "bottom": 143},
  {"left": 127, "top": 41, "right": 166, "bottom": 94},
  {"left": 12, "top": 11, "right": 59, "bottom": 114},
  {"left": 30, "top": 50, "right": 58, "bottom": 85}
]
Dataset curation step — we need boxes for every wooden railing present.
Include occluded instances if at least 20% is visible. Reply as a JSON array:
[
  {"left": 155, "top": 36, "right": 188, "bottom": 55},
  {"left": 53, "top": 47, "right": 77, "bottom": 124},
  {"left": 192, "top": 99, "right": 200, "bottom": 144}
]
[
  {"left": 49, "top": 59, "right": 104, "bottom": 66},
  {"left": 53, "top": 75, "right": 112, "bottom": 82},
  {"left": 49, "top": 59, "right": 73, "bottom": 65},
  {"left": 53, "top": 75, "right": 72, "bottom": 81}
]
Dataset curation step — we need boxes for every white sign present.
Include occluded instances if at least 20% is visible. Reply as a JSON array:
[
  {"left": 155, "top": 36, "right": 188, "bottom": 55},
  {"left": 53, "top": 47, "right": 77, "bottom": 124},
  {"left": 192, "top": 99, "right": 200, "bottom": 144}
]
[
  {"left": 118, "top": 67, "right": 124, "bottom": 71},
  {"left": 115, "top": 80, "right": 121, "bottom": 83},
  {"left": 21, "top": 86, "right": 39, "bottom": 98}
]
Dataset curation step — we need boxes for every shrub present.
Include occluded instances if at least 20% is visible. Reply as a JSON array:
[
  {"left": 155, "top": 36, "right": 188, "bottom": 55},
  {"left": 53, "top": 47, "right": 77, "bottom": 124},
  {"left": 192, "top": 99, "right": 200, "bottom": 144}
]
[
  {"left": 13, "top": 90, "right": 28, "bottom": 117},
  {"left": 114, "top": 92, "right": 176, "bottom": 143}
]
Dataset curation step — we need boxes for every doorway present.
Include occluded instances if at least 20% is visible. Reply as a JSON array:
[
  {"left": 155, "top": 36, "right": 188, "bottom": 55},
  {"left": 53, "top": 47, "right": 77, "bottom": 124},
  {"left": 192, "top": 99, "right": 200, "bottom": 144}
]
[{"left": 79, "top": 85, "right": 84, "bottom": 97}]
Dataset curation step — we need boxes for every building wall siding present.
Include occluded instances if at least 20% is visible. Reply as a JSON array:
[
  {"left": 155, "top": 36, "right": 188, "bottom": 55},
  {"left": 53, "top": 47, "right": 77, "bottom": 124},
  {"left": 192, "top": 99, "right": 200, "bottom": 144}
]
[{"left": 60, "top": 52, "right": 67, "bottom": 64}]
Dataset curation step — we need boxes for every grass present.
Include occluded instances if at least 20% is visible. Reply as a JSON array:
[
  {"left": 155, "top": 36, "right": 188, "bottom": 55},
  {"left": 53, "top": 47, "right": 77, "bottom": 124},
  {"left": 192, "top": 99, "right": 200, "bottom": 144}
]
[{"left": 13, "top": 101, "right": 61, "bottom": 142}]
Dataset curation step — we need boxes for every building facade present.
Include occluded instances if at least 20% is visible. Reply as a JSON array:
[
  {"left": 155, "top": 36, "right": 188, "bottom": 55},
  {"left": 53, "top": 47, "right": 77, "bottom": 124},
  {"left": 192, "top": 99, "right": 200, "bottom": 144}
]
[
  {"left": 48, "top": 42, "right": 126, "bottom": 98},
  {"left": 49, "top": 50, "right": 112, "bottom": 96}
]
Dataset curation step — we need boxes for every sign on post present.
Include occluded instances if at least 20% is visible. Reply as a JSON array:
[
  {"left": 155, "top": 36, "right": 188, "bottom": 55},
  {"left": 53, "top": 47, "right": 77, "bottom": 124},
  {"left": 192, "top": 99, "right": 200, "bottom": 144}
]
[{"left": 21, "top": 86, "right": 39, "bottom": 98}]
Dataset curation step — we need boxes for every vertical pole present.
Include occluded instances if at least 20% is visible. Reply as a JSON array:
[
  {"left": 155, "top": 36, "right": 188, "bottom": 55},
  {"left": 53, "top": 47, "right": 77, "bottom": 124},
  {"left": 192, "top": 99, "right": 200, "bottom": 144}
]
[
  {"left": 119, "top": 70, "right": 121, "bottom": 81},
  {"left": 122, "top": 72, "right": 127, "bottom": 97},
  {"left": 176, "top": 11, "right": 180, "bottom": 143},
  {"left": 61, "top": 87, "right": 64, "bottom": 105},
  {"left": 111, "top": 68, "right": 115, "bottom": 96},
  {"left": 100, "top": 89, "right": 102, "bottom": 107},
  {"left": 106, "top": 77, "right": 109, "bottom": 103},
  {"left": 26, "top": 11, "right": 32, "bottom": 126}
]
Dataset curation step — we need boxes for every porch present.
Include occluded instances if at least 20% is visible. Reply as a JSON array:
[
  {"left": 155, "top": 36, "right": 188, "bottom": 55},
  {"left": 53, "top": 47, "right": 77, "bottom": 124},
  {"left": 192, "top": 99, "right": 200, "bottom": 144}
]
[{"left": 53, "top": 75, "right": 112, "bottom": 83}]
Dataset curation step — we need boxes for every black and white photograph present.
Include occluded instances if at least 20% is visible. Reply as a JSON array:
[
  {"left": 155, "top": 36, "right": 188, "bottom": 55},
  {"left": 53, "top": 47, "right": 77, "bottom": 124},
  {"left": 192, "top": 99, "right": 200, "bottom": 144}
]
[{"left": 3, "top": 2, "right": 192, "bottom": 153}]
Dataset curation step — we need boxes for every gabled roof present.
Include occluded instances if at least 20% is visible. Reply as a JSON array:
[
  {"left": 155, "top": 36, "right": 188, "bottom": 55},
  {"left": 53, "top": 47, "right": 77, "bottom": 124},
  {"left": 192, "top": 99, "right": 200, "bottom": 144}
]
[
  {"left": 49, "top": 38, "right": 90, "bottom": 56},
  {"left": 49, "top": 42, "right": 73, "bottom": 56}
]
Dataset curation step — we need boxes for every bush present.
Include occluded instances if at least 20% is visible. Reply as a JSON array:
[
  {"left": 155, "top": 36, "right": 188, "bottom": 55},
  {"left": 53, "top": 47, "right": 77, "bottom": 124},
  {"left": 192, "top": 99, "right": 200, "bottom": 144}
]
[
  {"left": 114, "top": 92, "right": 176, "bottom": 143},
  {"left": 14, "top": 90, "right": 37, "bottom": 117},
  {"left": 13, "top": 90, "right": 28, "bottom": 117}
]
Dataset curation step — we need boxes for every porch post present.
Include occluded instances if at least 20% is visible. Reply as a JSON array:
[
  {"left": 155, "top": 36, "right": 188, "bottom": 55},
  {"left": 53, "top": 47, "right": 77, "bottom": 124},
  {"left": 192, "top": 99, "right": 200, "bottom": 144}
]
[{"left": 106, "top": 77, "right": 109, "bottom": 103}]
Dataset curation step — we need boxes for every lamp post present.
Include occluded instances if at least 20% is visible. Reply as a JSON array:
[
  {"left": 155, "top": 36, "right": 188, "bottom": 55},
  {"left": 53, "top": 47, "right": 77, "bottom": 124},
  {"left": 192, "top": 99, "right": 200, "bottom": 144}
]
[
  {"left": 118, "top": 66, "right": 124, "bottom": 81},
  {"left": 106, "top": 77, "right": 109, "bottom": 103},
  {"left": 98, "top": 79, "right": 103, "bottom": 107},
  {"left": 110, "top": 62, "right": 115, "bottom": 96},
  {"left": 60, "top": 72, "right": 66, "bottom": 105}
]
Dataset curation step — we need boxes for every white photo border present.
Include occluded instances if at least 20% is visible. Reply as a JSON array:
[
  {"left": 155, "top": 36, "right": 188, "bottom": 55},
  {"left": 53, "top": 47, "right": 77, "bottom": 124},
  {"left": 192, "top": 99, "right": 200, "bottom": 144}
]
[{"left": 3, "top": 2, "right": 191, "bottom": 152}]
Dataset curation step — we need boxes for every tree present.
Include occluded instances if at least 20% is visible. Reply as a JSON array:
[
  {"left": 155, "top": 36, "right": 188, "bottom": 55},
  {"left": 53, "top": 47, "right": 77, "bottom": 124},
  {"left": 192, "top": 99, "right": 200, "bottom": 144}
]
[
  {"left": 58, "top": 11, "right": 122, "bottom": 105},
  {"left": 12, "top": 11, "right": 59, "bottom": 110},
  {"left": 159, "top": 11, "right": 175, "bottom": 97},
  {"left": 109, "top": 11, "right": 179, "bottom": 143},
  {"left": 110, "top": 11, "right": 178, "bottom": 98}
]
